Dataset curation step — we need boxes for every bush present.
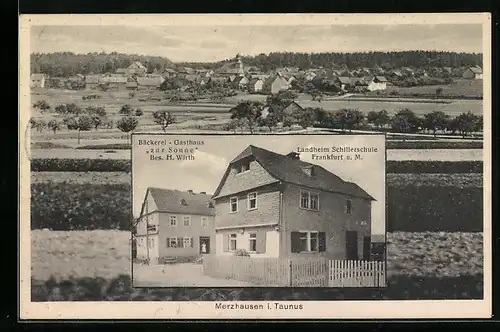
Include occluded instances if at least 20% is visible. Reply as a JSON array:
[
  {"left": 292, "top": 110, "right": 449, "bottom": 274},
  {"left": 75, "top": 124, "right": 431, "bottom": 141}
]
[
  {"left": 30, "top": 159, "right": 132, "bottom": 172},
  {"left": 31, "top": 274, "right": 483, "bottom": 301},
  {"left": 31, "top": 183, "right": 131, "bottom": 230}
]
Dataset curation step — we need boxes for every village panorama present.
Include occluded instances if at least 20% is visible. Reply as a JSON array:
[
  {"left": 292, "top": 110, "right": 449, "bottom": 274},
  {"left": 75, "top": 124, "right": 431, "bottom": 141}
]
[{"left": 30, "top": 49, "right": 483, "bottom": 159}]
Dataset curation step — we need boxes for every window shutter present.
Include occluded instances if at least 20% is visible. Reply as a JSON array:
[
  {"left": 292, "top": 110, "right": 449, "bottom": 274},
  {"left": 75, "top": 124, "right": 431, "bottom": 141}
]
[
  {"left": 291, "top": 232, "right": 301, "bottom": 253},
  {"left": 166, "top": 238, "right": 170, "bottom": 248},
  {"left": 318, "top": 232, "right": 326, "bottom": 252},
  {"left": 223, "top": 234, "right": 229, "bottom": 252},
  {"left": 178, "top": 237, "right": 183, "bottom": 248},
  {"left": 191, "top": 237, "right": 194, "bottom": 248},
  {"left": 256, "top": 232, "right": 266, "bottom": 254}
]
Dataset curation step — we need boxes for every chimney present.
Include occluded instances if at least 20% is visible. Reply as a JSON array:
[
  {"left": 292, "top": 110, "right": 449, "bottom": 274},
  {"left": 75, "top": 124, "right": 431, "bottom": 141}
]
[{"left": 286, "top": 151, "right": 300, "bottom": 159}]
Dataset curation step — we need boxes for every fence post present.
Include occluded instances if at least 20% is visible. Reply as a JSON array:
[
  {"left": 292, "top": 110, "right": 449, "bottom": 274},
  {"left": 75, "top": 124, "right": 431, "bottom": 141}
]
[{"left": 289, "top": 259, "right": 293, "bottom": 287}]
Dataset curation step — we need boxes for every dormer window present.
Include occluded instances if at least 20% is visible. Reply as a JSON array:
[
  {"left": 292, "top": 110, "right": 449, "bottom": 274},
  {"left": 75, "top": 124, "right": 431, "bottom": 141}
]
[
  {"left": 207, "top": 201, "right": 214, "bottom": 208},
  {"left": 236, "top": 160, "right": 250, "bottom": 174},
  {"left": 180, "top": 199, "right": 188, "bottom": 206},
  {"left": 302, "top": 166, "right": 315, "bottom": 177}
]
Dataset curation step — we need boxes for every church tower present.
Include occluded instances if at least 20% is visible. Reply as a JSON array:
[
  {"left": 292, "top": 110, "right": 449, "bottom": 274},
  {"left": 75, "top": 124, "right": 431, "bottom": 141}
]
[{"left": 236, "top": 54, "right": 244, "bottom": 75}]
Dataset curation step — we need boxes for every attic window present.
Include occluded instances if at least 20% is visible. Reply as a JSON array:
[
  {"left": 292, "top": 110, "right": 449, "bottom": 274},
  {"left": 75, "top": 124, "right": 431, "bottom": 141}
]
[
  {"left": 207, "top": 202, "right": 214, "bottom": 208},
  {"left": 180, "top": 199, "right": 188, "bottom": 206},
  {"left": 302, "top": 166, "right": 315, "bottom": 177},
  {"left": 236, "top": 160, "right": 250, "bottom": 174}
]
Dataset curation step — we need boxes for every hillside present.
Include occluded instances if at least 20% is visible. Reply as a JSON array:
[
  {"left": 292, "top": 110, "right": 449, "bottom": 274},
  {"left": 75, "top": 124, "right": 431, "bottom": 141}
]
[{"left": 30, "top": 52, "right": 175, "bottom": 77}]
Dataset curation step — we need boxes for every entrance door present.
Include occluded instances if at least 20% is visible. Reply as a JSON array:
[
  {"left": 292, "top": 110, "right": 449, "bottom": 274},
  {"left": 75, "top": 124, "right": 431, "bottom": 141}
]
[
  {"left": 362, "top": 236, "right": 371, "bottom": 261},
  {"left": 345, "top": 231, "right": 358, "bottom": 260},
  {"left": 199, "top": 236, "right": 211, "bottom": 254}
]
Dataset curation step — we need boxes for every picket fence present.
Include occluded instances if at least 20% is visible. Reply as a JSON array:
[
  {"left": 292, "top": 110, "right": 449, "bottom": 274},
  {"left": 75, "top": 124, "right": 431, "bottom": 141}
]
[{"left": 202, "top": 255, "right": 386, "bottom": 287}]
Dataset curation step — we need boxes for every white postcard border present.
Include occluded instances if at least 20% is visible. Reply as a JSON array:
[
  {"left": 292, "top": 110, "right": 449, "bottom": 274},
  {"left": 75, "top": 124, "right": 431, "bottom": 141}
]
[{"left": 19, "top": 13, "right": 492, "bottom": 320}]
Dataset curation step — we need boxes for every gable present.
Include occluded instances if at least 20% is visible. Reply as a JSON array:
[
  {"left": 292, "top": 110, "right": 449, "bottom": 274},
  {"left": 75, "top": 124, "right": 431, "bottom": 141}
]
[{"left": 213, "top": 159, "right": 279, "bottom": 199}]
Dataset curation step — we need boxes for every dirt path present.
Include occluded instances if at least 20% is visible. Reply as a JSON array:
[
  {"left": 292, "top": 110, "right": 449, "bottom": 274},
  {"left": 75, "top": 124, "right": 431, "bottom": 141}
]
[{"left": 132, "top": 263, "right": 253, "bottom": 287}]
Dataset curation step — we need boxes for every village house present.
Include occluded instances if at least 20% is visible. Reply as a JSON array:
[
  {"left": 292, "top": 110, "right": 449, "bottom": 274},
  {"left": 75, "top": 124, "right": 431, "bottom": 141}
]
[
  {"left": 136, "top": 76, "right": 163, "bottom": 91},
  {"left": 262, "top": 75, "right": 291, "bottom": 95},
  {"left": 99, "top": 75, "right": 128, "bottom": 91},
  {"left": 84, "top": 75, "right": 100, "bottom": 90},
  {"left": 126, "top": 77, "right": 138, "bottom": 90},
  {"left": 304, "top": 71, "right": 317, "bottom": 81},
  {"left": 30, "top": 73, "right": 46, "bottom": 88},
  {"left": 462, "top": 66, "right": 483, "bottom": 79},
  {"left": 212, "top": 145, "right": 375, "bottom": 260},
  {"left": 209, "top": 76, "right": 230, "bottom": 86},
  {"left": 232, "top": 76, "right": 250, "bottom": 90},
  {"left": 136, "top": 188, "right": 216, "bottom": 263},
  {"left": 248, "top": 78, "right": 264, "bottom": 93},
  {"left": 336, "top": 77, "right": 351, "bottom": 91},
  {"left": 281, "top": 101, "right": 305, "bottom": 117},
  {"left": 124, "top": 61, "right": 148, "bottom": 76},
  {"left": 365, "top": 76, "right": 388, "bottom": 91}
]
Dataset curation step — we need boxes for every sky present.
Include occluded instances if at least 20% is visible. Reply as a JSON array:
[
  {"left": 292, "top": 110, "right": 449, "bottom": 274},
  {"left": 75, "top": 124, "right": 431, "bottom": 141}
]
[
  {"left": 132, "top": 134, "right": 386, "bottom": 235},
  {"left": 30, "top": 24, "right": 483, "bottom": 63}
]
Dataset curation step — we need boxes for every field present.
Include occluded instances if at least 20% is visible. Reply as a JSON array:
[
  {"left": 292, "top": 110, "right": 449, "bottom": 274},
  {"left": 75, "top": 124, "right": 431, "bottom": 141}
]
[
  {"left": 30, "top": 230, "right": 483, "bottom": 301},
  {"left": 378, "top": 79, "right": 483, "bottom": 99}
]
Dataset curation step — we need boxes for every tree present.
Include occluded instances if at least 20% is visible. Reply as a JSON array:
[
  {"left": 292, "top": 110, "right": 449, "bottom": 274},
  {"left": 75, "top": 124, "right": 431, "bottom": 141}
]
[
  {"left": 229, "top": 101, "right": 263, "bottom": 134},
  {"left": 450, "top": 111, "right": 480, "bottom": 138},
  {"left": 74, "top": 115, "right": 94, "bottom": 145},
  {"left": 334, "top": 109, "right": 365, "bottom": 132},
  {"left": 391, "top": 109, "right": 421, "bottom": 134},
  {"left": 311, "top": 107, "right": 329, "bottom": 127},
  {"left": 152, "top": 110, "right": 176, "bottom": 132},
  {"left": 119, "top": 104, "right": 135, "bottom": 116},
  {"left": 435, "top": 87, "right": 444, "bottom": 97},
  {"left": 30, "top": 119, "right": 46, "bottom": 132},
  {"left": 224, "top": 118, "right": 245, "bottom": 133},
  {"left": 33, "top": 100, "right": 51, "bottom": 113},
  {"left": 422, "top": 111, "right": 449, "bottom": 136},
  {"left": 116, "top": 116, "right": 139, "bottom": 143},
  {"left": 293, "top": 108, "right": 315, "bottom": 129},
  {"left": 47, "top": 119, "right": 61, "bottom": 134},
  {"left": 259, "top": 108, "right": 281, "bottom": 132},
  {"left": 135, "top": 108, "right": 144, "bottom": 117},
  {"left": 373, "top": 110, "right": 391, "bottom": 129},
  {"left": 86, "top": 106, "right": 107, "bottom": 117},
  {"left": 54, "top": 103, "right": 83, "bottom": 116},
  {"left": 367, "top": 111, "right": 379, "bottom": 125}
]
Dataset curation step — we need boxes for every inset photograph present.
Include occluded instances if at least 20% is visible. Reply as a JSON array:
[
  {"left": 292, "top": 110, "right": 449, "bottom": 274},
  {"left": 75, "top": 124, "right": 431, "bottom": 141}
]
[{"left": 132, "top": 134, "right": 386, "bottom": 287}]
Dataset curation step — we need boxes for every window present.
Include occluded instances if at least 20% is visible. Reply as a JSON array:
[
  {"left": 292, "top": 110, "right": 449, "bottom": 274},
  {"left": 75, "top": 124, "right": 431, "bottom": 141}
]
[
  {"left": 148, "top": 238, "right": 155, "bottom": 249},
  {"left": 291, "top": 231, "right": 325, "bottom": 253},
  {"left": 201, "top": 217, "right": 208, "bottom": 228},
  {"left": 180, "top": 199, "right": 188, "bottom": 206},
  {"left": 169, "top": 215, "right": 177, "bottom": 226},
  {"left": 183, "top": 215, "right": 191, "bottom": 227},
  {"left": 300, "top": 191, "right": 319, "bottom": 211},
  {"left": 247, "top": 192, "right": 257, "bottom": 210},
  {"left": 183, "top": 237, "right": 193, "bottom": 248},
  {"left": 249, "top": 233, "right": 257, "bottom": 252},
  {"left": 345, "top": 198, "right": 352, "bottom": 214},
  {"left": 230, "top": 197, "right": 238, "bottom": 213},
  {"left": 168, "top": 237, "right": 178, "bottom": 248},
  {"left": 230, "top": 233, "right": 237, "bottom": 251},
  {"left": 300, "top": 192, "right": 309, "bottom": 209},
  {"left": 236, "top": 161, "right": 250, "bottom": 174}
]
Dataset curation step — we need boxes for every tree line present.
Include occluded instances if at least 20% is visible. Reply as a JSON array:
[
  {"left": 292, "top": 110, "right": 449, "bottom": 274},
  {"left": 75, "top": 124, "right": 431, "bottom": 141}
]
[
  {"left": 226, "top": 91, "right": 483, "bottom": 137},
  {"left": 30, "top": 52, "right": 174, "bottom": 78},
  {"left": 230, "top": 51, "right": 482, "bottom": 72}
]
